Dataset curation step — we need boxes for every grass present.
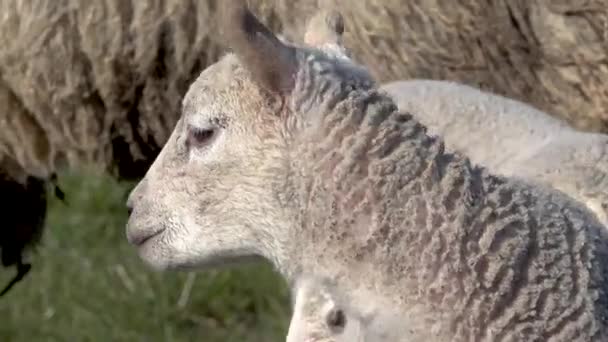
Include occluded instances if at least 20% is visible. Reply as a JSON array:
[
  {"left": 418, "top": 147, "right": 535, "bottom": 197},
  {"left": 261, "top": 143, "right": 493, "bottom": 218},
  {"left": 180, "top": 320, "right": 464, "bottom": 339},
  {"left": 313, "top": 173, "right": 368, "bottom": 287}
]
[{"left": 0, "top": 168, "right": 291, "bottom": 342}]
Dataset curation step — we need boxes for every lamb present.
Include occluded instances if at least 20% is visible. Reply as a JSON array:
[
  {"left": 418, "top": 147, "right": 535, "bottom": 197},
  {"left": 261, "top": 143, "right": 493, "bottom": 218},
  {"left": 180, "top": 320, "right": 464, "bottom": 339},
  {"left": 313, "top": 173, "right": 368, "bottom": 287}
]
[
  {"left": 380, "top": 80, "right": 608, "bottom": 227},
  {"left": 2, "top": 0, "right": 606, "bottom": 294},
  {"left": 287, "top": 277, "right": 407, "bottom": 341},
  {"left": 126, "top": 3, "right": 608, "bottom": 341},
  {"left": 286, "top": 277, "right": 358, "bottom": 342}
]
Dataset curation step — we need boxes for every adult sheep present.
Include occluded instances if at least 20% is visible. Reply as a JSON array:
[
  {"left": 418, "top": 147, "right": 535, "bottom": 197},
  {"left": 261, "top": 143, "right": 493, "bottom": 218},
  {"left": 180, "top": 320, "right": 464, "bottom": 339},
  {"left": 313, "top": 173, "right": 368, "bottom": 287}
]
[
  {"left": 1, "top": 0, "right": 606, "bottom": 293},
  {"left": 381, "top": 80, "right": 608, "bottom": 227},
  {"left": 2, "top": 1, "right": 606, "bottom": 181},
  {"left": 126, "top": 3, "right": 608, "bottom": 341}
]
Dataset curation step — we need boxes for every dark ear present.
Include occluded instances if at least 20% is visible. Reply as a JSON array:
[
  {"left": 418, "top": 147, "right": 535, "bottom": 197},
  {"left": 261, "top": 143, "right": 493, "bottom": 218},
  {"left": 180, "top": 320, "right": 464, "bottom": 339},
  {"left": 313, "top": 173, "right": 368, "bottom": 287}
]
[
  {"left": 221, "top": 2, "right": 298, "bottom": 94},
  {"left": 304, "top": 9, "right": 345, "bottom": 48}
]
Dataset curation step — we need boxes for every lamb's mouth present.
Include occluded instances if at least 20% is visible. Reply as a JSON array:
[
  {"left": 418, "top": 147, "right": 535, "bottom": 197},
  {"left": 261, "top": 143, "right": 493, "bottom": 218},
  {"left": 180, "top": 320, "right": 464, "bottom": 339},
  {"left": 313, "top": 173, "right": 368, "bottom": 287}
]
[{"left": 127, "top": 227, "right": 166, "bottom": 247}]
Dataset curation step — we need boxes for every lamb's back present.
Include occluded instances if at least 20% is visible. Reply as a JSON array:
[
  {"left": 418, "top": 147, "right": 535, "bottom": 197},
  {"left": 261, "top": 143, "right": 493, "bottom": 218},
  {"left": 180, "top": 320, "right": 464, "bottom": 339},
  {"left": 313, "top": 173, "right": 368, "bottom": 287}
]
[{"left": 380, "top": 80, "right": 572, "bottom": 170}]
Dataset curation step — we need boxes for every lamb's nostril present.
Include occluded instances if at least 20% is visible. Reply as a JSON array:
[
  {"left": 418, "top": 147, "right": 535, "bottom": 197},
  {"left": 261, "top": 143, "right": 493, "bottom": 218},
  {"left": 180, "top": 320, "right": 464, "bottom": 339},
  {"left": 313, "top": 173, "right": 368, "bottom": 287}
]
[{"left": 127, "top": 204, "right": 134, "bottom": 217}]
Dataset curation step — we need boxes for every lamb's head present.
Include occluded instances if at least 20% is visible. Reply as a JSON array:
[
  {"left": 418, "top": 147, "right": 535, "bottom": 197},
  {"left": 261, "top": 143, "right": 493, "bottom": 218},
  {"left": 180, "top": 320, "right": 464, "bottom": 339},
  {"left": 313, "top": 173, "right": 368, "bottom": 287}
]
[
  {"left": 287, "top": 278, "right": 361, "bottom": 342},
  {"left": 287, "top": 278, "right": 408, "bottom": 342},
  {"left": 125, "top": 3, "right": 373, "bottom": 271}
]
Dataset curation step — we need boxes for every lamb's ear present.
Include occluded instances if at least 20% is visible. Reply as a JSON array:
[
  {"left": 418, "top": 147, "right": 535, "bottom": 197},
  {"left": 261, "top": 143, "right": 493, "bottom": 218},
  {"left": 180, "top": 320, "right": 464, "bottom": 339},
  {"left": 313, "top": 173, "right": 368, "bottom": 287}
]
[
  {"left": 221, "top": 2, "right": 297, "bottom": 94},
  {"left": 304, "top": 9, "right": 345, "bottom": 48}
]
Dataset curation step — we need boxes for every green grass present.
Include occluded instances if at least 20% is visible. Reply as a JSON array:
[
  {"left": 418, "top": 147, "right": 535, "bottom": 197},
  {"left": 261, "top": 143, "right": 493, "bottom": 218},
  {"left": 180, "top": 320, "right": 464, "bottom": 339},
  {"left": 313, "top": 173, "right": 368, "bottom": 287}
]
[{"left": 0, "top": 168, "right": 291, "bottom": 342}]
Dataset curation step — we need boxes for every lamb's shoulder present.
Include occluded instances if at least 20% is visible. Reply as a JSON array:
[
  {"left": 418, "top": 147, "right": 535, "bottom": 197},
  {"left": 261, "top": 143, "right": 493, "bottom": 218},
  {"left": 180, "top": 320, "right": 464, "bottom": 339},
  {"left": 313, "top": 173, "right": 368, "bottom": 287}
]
[{"left": 352, "top": 153, "right": 608, "bottom": 341}]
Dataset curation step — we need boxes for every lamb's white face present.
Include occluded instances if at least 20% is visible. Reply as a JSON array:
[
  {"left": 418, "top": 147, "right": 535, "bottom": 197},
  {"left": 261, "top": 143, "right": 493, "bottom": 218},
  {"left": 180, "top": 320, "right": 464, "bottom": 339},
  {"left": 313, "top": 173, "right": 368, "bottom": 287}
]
[
  {"left": 124, "top": 55, "right": 289, "bottom": 270},
  {"left": 287, "top": 280, "right": 365, "bottom": 342},
  {"left": 287, "top": 279, "right": 415, "bottom": 342}
]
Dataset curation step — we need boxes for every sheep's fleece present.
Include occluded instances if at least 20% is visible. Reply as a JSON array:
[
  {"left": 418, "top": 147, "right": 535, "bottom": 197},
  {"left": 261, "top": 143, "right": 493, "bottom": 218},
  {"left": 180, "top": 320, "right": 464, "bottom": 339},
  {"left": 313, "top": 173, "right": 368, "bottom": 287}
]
[{"left": 1, "top": 0, "right": 606, "bottom": 289}]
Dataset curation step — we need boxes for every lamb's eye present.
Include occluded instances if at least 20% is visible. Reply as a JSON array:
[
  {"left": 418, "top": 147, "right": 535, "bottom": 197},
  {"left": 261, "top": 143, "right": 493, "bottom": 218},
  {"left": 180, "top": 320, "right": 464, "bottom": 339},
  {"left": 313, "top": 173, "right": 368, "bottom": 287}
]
[
  {"left": 187, "top": 126, "right": 216, "bottom": 148},
  {"left": 326, "top": 308, "right": 346, "bottom": 332}
]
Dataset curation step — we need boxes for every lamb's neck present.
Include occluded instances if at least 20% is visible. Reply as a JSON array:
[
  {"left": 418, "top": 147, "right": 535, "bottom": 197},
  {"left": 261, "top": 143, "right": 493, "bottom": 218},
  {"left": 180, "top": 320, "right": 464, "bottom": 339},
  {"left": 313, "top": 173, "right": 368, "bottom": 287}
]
[{"left": 284, "top": 88, "right": 486, "bottom": 285}]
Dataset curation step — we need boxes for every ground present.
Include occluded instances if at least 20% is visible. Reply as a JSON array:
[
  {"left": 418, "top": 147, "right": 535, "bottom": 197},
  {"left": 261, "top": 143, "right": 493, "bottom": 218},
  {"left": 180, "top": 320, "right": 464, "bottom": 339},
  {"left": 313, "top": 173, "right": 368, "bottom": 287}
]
[{"left": 0, "top": 168, "right": 290, "bottom": 342}]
